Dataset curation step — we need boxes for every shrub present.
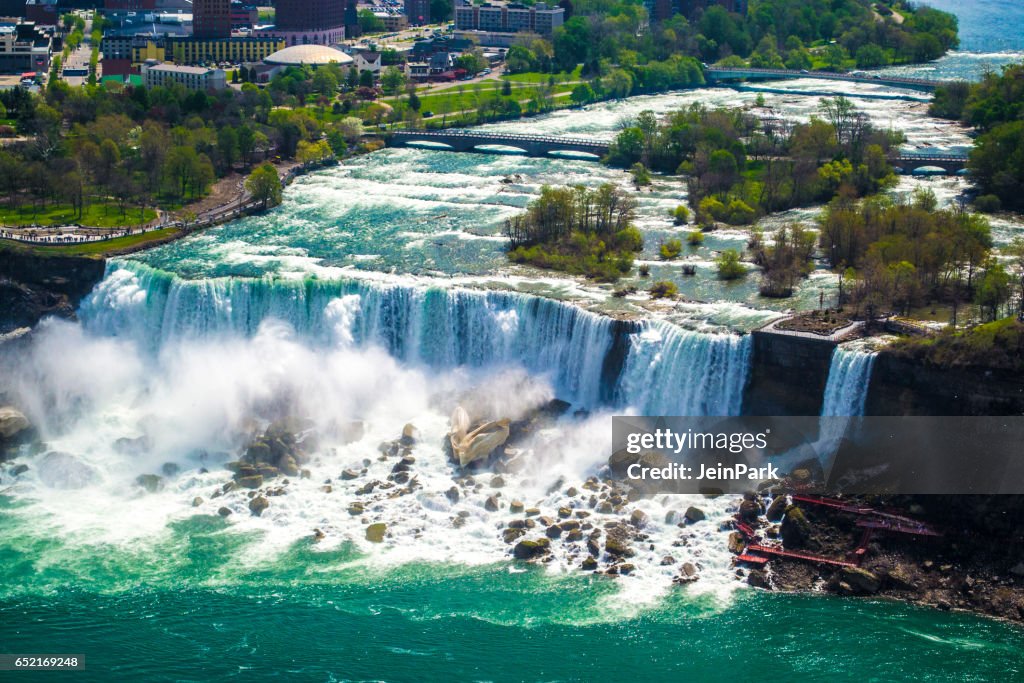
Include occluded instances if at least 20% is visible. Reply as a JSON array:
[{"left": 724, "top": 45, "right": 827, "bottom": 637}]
[
  {"left": 698, "top": 196, "right": 726, "bottom": 224},
  {"left": 726, "top": 199, "right": 756, "bottom": 225},
  {"left": 686, "top": 230, "right": 705, "bottom": 246},
  {"left": 660, "top": 238, "right": 683, "bottom": 260},
  {"left": 716, "top": 249, "right": 747, "bottom": 280},
  {"left": 649, "top": 280, "right": 678, "bottom": 298},
  {"left": 615, "top": 225, "right": 644, "bottom": 251},
  {"left": 974, "top": 194, "right": 1002, "bottom": 213},
  {"left": 672, "top": 204, "right": 690, "bottom": 225},
  {"left": 639, "top": 264, "right": 651, "bottom": 277}
]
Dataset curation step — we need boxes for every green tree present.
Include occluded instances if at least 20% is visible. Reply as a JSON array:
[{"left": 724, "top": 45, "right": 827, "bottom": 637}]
[
  {"left": 716, "top": 249, "right": 747, "bottom": 280},
  {"left": 245, "top": 162, "right": 283, "bottom": 209}
]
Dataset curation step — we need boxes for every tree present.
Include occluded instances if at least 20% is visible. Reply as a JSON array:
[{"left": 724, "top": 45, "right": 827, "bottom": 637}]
[
  {"left": 296, "top": 139, "right": 333, "bottom": 167},
  {"left": 217, "top": 126, "right": 239, "bottom": 172},
  {"left": 716, "top": 249, "right": 747, "bottom": 280},
  {"left": 245, "top": 162, "right": 283, "bottom": 210},
  {"left": 570, "top": 83, "right": 595, "bottom": 106},
  {"left": 976, "top": 262, "right": 1012, "bottom": 321},
  {"left": 380, "top": 66, "right": 407, "bottom": 95},
  {"left": 312, "top": 68, "right": 339, "bottom": 97}
]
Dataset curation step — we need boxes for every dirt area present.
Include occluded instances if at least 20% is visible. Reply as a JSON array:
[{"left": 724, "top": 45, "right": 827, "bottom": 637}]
[{"left": 775, "top": 310, "right": 855, "bottom": 335}]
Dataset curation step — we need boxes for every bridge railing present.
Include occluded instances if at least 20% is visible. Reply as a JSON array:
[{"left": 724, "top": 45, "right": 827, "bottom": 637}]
[{"left": 391, "top": 129, "right": 610, "bottom": 147}]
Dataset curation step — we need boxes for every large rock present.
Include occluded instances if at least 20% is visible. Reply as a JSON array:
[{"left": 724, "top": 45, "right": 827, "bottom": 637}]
[
  {"left": 366, "top": 522, "right": 387, "bottom": 543},
  {"left": 765, "top": 495, "right": 788, "bottom": 523},
  {"left": 834, "top": 567, "right": 881, "bottom": 595},
  {"left": 449, "top": 408, "right": 511, "bottom": 468},
  {"left": 135, "top": 474, "right": 164, "bottom": 493},
  {"left": 684, "top": 506, "right": 706, "bottom": 523},
  {"left": 0, "top": 406, "right": 30, "bottom": 439},
  {"left": 513, "top": 538, "right": 551, "bottom": 560},
  {"left": 780, "top": 506, "right": 812, "bottom": 548},
  {"left": 248, "top": 496, "right": 269, "bottom": 517},
  {"left": 36, "top": 451, "right": 98, "bottom": 490}
]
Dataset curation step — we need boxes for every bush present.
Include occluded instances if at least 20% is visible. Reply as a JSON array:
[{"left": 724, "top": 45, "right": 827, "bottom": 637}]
[
  {"left": 615, "top": 225, "right": 644, "bottom": 251},
  {"left": 672, "top": 204, "right": 690, "bottom": 225},
  {"left": 726, "top": 199, "right": 756, "bottom": 225},
  {"left": 639, "top": 264, "right": 651, "bottom": 277},
  {"left": 660, "top": 238, "right": 683, "bottom": 260},
  {"left": 686, "top": 230, "right": 705, "bottom": 246},
  {"left": 698, "top": 196, "right": 726, "bottom": 224},
  {"left": 716, "top": 249, "right": 747, "bottom": 280},
  {"left": 974, "top": 194, "right": 1002, "bottom": 213},
  {"left": 649, "top": 280, "right": 678, "bottom": 298}
]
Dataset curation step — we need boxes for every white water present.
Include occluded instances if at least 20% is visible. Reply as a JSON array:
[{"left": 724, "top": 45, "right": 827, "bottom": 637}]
[{"left": 821, "top": 346, "right": 878, "bottom": 417}]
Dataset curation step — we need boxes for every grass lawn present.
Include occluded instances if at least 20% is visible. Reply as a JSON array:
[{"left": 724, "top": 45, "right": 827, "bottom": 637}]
[
  {"left": 0, "top": 227, "right": 180, "bottom": 257},
  {"left": 501, "top": 66, "right": 583, "bottom": 84},
  {"left": 0, "top": 202, "right": 158, "bottom": 228}
]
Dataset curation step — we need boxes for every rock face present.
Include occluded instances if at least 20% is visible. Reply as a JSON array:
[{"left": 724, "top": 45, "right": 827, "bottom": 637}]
[
  {"left": 36, "top": 451, "right": 98, "bottom": 490},
  {"left": 233, "top": 418, "right": 316, "bottom": 484},
  {"left": 448, "top": 406, "right": 511, "bottom": 468},
  {"left": 0, "top": 250, "right": 106, "bottom": 334},
  {"left": 833, "top": 567, "right": 881, "bottom": 595}
]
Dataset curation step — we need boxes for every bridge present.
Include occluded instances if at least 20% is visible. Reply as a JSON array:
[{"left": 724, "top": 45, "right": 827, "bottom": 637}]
[
  {"left": 387, "top": 130, "right": 610, "bottom": 158},
  {"left": 890, "top": 153, "right": 967, "bottom": 174},
  {"left": 705, "top": 67, "right": 945, "bottom": 93}
]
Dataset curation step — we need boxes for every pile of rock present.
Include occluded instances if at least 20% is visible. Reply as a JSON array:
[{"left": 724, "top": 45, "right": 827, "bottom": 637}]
[{"left": 226, "top": 417, "right": 317, "bottom": 490}]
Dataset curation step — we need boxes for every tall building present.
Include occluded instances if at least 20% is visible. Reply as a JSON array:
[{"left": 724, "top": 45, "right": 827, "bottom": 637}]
[
  {"left": 255, "top": 0, "right": 345, "bottom": 46},
  {"left": 453, "top": 1, "right": 564, "bottom": 36},
  {"left": 404, "top": 0, "right": 430, "bottom": 26},
  {"left": 192, "top": 0, "right": 231, "bottom": 38}
]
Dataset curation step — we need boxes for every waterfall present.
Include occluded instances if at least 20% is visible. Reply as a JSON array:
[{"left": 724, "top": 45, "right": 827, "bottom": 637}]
[
  {"left": 821, "top": 346, "right": 877, "bottom": 417},
  {"left": 80, "top": 261, "right": 752, "bottom": 415}
]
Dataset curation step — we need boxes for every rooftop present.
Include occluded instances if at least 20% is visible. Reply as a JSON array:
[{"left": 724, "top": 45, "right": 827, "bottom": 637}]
[{"left": 264, "top": 44, "right": 353, "bottom": 66}]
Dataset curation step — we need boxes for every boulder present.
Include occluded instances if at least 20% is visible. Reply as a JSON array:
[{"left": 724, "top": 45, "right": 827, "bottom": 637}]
[
  {"left": 0, "top": 406, "right": 30, "bottom": 439},
  {"left": 545, "top": 525, "right": 562, "bottom": 539},
  {"left": 680, "top": 562, "right": 698, "bottom": 581},
  {"left": 834, "top": 567, "right": 881, "bottom": 595},
  {"left": 445, "top": 486, "right": 460, "bottom": 503},
  {"left": 605, "top": 535, "right": 634, "bottom": 558},
  {"left": 513, "top": 538, "right": 551, "bottom": 560},
  {"left": 236, "top": 474, "right": 263, "bottom": 490},
  {"left": 248, "top": 496, "right": 269, "bottom": 517},
  {"left": 135, "top": 474, "right": 164, "bottom": 493},
  {"left": 503, "top": 528, "right": 525, "bottom": 544},
  {"left": 279, "top": 455, "right": 300, "bottom": 477},
  {"left": 400, "top": 423, "right": 417, "bottom": 446},
  {"left": 765, "top": 495, "right": 788, "bottom": 523},
  {"left": 738, "top": 499, "right": 760, "bottom": 522},
  {"left": 341, "top": 468, "right": 361, "bottom": 480},
  {"left": 629, "top": 509, "right": 649, "bottom": 529},
  {"left": 161, "top": 462, "right": 180, "bottom": 477},
  {"left": 217, "top": 506, "right": 232, "bottom": 517},
  {"left": 36, "top": 451, "right": 98, "bottom": 490},
  {"left": 490, "top": 475, "right": 505, "bottom": 489},
  {"left": 366, "top": 522, "right": 387, "bottom": 543},
  {"left": 484, "top": 495, "right": 500, "bottom": 512},
  {"left": 683, "top": 506, "right": 706, "bottom": 523},
  {"left": 348, "top": 502, "right": 365, "bottom": 515},
  {"left": 191, "top": 496, "right": 204, "bottom": 507},
  {"left": 509, "top": 500, "right": 524, "bottom": 513},
  {"left": 581, "top": 557, "right": 598, "bottom": 571},
  {"left": 10, "top": 463, "right": 28, "bottom": 476},
  {"left": 660, "top": 555, "right": 676, "bottom": 566},
  {"left": 780, "top": 506, "right": 812, "bottom": 548},
  {"left": 113, "top": 435, "right": 151, "bottom": 456},
  {"left": 450, "top": 416, "right": 511, "bottom": 468},
  {"left": 727, "top": 531, "right": 745, "bottom": 554},
  {"left": 747, "top": 569, "right": 770, "bottom": 589}
]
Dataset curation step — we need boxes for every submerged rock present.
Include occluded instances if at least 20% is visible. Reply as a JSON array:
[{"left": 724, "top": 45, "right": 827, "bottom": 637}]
[
  {"left": 36, "top": 451, "right": 98, "bottom": 490},
  {"left": 135, "top": 474, "right": 165, "bottom": 493}
]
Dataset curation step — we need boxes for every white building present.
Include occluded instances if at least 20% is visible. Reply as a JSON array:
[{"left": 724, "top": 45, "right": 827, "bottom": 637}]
[
  {"left": 352, "top": 49, "right": 382, "bottom": 73},
  {"left": 140, "top": 60, "right": 227, "bottom": 90}
]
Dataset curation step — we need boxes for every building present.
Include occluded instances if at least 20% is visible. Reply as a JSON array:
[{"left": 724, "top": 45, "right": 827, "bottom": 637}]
[
  {"left": 140, "top": 60, "right": 227, "bottom": 89},
  {"left": 404, "top": 0, "right": 429, "bottom": 26},
  {"left": 167, "top": 36, "right": 284, "bottom": 64},
  {"left": 351, "top": 48, "right": 381, "bottom": 73},
  {"left": 193, "top": 0, "right": 231, "bottom": 38},
  {"left": 453, "top": 1, "right": 563, "bottom": 37},
  {"left": 24, "top": 0, "right": 59, "bottom": 25},
  {"left": 256, "top": 0, "right": 346, "bottom": 46},
  {"left": 263, "top": 43, "right": 354, "bottom": 66},
  {"left": 0, "top": 21, "right": 51, "bottom": 73},
  {"left": 230, "top": 1, "right": 258, "bottom": 28}
]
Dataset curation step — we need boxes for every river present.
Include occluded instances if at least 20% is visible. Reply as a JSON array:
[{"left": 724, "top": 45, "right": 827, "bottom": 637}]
[{"left": 1, "top": 4, "right": 1022, "bottom": 679}]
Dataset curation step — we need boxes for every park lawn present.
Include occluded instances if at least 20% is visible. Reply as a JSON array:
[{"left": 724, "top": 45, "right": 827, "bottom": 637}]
[
  {"left": 0, "top": 227, "right": 181, "bottom": 257},
  {"left": 501, "top": 66, "right": 583, "bottom": 84},
  {"left": 0, "top": 202, "right": 158, "bottom": 228}
]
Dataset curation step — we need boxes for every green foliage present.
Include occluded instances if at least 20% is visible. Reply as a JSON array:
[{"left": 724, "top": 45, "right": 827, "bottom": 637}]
[
  {"left": 245, "top": 163, "right": 283, "bottom": 209},
  {"left": 969, "top": 120, "right": 1024, "bottom": 211},
  {"left": 891, "top": 317, "right": 1024, "bottom": 371},
  {"left": 716, "top": 249, "right": 747, "bottom": 280},
  {"left": 649, "top": 280, "right": 678, "bottom": 299},
  {"left": 672, "top": 204, "right": 690, "bottom": 225},
  {"left": 505, "top": 183, "right": 643, "bottom": 281},
  {"left": 974, "top": 194, "right": 1002, "bottom": 214},
  {"left": 686, "top": 230, "right": 704, "bottom": 246},
  {"left": 660, "top": 238, "right": 683, "bottom": 260}
]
